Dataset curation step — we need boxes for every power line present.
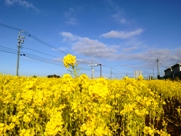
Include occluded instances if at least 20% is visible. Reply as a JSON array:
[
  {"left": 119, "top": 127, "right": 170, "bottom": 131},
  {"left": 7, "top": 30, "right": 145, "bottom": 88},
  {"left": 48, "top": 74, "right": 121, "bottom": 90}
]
[
  {"left": 0, "top": 45, "right": 94, "bottom": 73},
  {"left": 20, "top": 50, "right": 64, "bottom": 66},
  {"left": 23, "top": 47, "right": 59, "bottom": 58},
  {"left": 0, "top": 22, "right": 101, "bottom": 76},
  {"left": 24, "top": 55, "right": 63, "bottom": 66},
  {"left": 0, "top": 46, "right": 64, "bottom": 67},
  {"left": 0, "top": 22, "right": 22, "bottom": 31},
  {"left": 102, "top": 64, "right": 124, "bottom": 74},
  {"left": 0, "top": 46, "right": 17, "bottom": 54},
  {"left": 0, "top": 45, "right": 17, "bottom": 51},
  {"left": 24, "top": 31, "right": 67, "bottom": 55},
  {"left": 159, "top": 61, "right": 168, "bottom": 69},
  {"left": 0, "top": 22, "right": 66, "bottom": 54},
  {"left": 0, "top": 22, "right": 95, "bottom": 65},
  {"left": 0, "top": 49, "right": 16, "bottom": 54},
  {"left": 0, "top": 23, "right": 95, "bottom": 75}
]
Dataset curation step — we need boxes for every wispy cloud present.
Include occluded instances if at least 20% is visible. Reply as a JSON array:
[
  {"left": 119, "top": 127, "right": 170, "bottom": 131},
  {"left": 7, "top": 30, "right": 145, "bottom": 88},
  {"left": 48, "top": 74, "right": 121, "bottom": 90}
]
[
  {"left": 64, "top": 8, "right": 74, "bottom": 17},
  {"left": 61, "top": 32, "right": 78, "bottom": 42},
  {"left": 72, "top": 38, "right": 118, "bottom": 58},
  {"left": 60, "top": 32, "right": 118, "bottom": 59},
  {"left": 77, "top": 59, "right": 93, "bottom": 64},
  {"left": 4, "top": 0, "right": 39, "bottom": 12},
  {"left": 123, "top": 38, "right": 143, "bottom": 46},
  {"left": 105, "top": 0, "right": 129, "bottom": 25},
  {"left": 117, "top": 48, "right": 181, "bottom": 67},
  {"left": 100, "top": 29, "right": 144, "bottom": 39},
  {"left": 112, "top": 12, "right": 127, "bottom": 24},
  {"left": 106, "top": 0, "right": 120, "bottom": 12},
  {"left": 119, "top": 38, "right": 145, "bottom": 53},
  {"left": 53, "top": 58, "right": 62, "bottom": 62},
  {"left": 66, "top": 18, "right": 77, "bottom": 25},
  {"left": 52, "top": 47, "right": 68, "bottom": 52},
  {"left": 119, "top": 18, "right": 126, "bottom": 24},
  {"left": 60, "top": 31, "right": 181, "bottom": 69},
  {"left": 64, "top": 8, "right": 78, "bottom": 25},
  {"left": 122, "top": 45, "right": 139, "bottom": 53}
]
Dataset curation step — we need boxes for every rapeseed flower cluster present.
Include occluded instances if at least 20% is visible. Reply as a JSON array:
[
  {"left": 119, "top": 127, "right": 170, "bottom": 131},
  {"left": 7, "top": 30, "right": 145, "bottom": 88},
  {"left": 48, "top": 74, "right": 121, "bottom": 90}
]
[
  {"left": 63, "top": 54, "right": 76, "bottom": 68},
  {"left": 63, "top": 54, "right": 80, "bottom": 77},
  {"left": 0, "top": 54, "right": 181, "bottom": 135},
  {"left": 1, "top": 75, "right": 180, "bottom": 135}
]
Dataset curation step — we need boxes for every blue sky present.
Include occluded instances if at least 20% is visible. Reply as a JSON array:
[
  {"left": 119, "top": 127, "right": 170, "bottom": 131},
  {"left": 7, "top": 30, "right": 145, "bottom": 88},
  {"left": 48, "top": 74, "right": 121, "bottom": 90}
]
[{"left": 0, "top": 0, "right": 181, "bottom": 78}]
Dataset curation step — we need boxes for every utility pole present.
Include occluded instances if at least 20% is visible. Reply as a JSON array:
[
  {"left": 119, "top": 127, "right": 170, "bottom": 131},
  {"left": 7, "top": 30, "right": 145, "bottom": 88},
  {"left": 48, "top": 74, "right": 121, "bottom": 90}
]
[
  {"left": 156, "top": 58, "right": 160, "bottom": 79},
  {"left": 89, "top": 63, "right": 102, "bottom": 78},
  {"left": 16, "top": 30, "right": 25, "bottom": 76},
  {"left": 153, "top": 66, "right": 154, "bottom": 79},
  {"left": 88, "top": 62, "right": 97, "bottom": 79},
  {"left": 110, "top": 67, "right": 112, "bottom": 79},
  {"left": 91, "top": 67, "right": 94, "bottom": 79},
  {"left": 90, "top": 60, "right": 94, "bottom": 79},
  {"left": 97, "top": 64, "right": 102, "bottom": 77}
]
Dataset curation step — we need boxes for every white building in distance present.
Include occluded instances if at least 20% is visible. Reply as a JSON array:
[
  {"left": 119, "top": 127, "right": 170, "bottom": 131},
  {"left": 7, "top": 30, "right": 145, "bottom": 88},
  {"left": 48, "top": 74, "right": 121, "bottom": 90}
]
[{"left": 134, "top": 70, "right": 142, "bottom": 78}]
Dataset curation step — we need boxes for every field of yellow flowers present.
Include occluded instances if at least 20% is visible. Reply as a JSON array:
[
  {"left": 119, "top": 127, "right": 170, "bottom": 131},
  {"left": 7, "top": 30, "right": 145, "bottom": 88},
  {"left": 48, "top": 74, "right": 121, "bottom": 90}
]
[
  {"left": 1, "top": 74, "right": 181, "bottom": 136},
  {"left": 0, "top": 54, "right": 181, "bottom": 136}
]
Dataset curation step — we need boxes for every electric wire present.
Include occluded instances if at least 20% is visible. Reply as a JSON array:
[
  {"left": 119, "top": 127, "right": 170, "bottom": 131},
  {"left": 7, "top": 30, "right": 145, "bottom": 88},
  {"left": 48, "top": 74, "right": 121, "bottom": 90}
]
[
  {"left": 22, "top": 47, "right": 59, "bottom": 58},
  {"left": 159, "top": 61, "right": 168, "bottom": 69},
  {"left": 0, "top": 46, "right": 17, "bottom": 54},
  {"left": 0, "top": 23, "right": 129, "bottom": 78},
  {"left": 24, "top": 31, "right": 67, "bottom": 55},
  {"left": 0, "top": 22, "right": 96, "bottom": 64},
  {"left": 0, "top": 45, "right": 17, "bottom": 51},
  {"left": 0, "top": 22, "right": 117, "bottom": 76},
  {"left": 0, "top": 49, "right": 16, "bottom": 55},
  {"left": 0, "top": 22, "right": 67, "bottom": 55},
  {"left": 102, "top": 64, "right": 125, "bottom": 76},
  {"left": 0, "top": 23, "right": 98, "bottom": 69},
  {"left": 20, "top": 50, "right": 63, "bottom": 66},
  {"left": 0, "top": 46, "right": 64, "bottom": 67},
  {"left": 0, "top": 22, "right": 22, "bottom": 31},
  {"left": 0, "top": 46, "right": 93, "bottom": 73},
  {"left": 24, "top": 55, "right": 63, "bottom": 66}
]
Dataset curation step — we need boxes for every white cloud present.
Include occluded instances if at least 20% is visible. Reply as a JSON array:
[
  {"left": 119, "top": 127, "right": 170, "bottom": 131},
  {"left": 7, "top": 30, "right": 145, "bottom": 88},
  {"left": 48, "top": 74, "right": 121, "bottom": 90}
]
[
  {"left": 106, "top": 0, "right": 120, "bottom": 13},
  {"left": 66, "top": 18, "right": 77, "bottom": 25},
  {"left": 64, "top": 8, "right": 78, "bottom": 25},
  {"left": 76, "top": 59, "right": 93, "bottom": 64},
  {"left": 122, "top": 45, "right": 139, "bottom": 53},
  {"left": 60, "top": 32, "right": 118, "bottom": 59},
  {"left": 60, "top": 32, "right": 77, "bottom": 41},
  {"left": 52, "top": 47, "right": 68, "bottom": 52},
  {"left": 100, "top": 29, "right": 143, "bottom": 39},
  {"left": 72, "top": 37, "right": 118, "bottom": 58},
  {"left": 5, "top": 0, "right": 13, "bottom": 5},
  {"left": 60, "top": 31, "right": 181, "bottom": 69},
  {"left": 5, "top": 0, "right": 39, "bottom": 11},
  {"left": 124, "top": 38, "right": 143, "bottom": 46},
  {"left": 112, "top": 12, "right": 127, "bottom": 24},
  {"left": 53, "top": 58, "right": 62, "bottom": 62},
  {"left": 117, "top": 48, "right": 181, "bottom": 67},
  {"left": 64, "top": 8, "right": 74, "bottom": 17},
  {"left": 119, "top": 18, "right": 126, "bottom": 24},
  {"left": 119, "top": 38, "right": 145, "bottom": 53}
]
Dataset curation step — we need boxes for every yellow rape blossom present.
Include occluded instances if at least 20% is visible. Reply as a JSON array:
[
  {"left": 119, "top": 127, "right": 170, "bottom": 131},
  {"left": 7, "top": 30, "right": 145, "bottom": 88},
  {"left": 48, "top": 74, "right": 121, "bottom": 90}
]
[
  {"left": 44, "top": 110, "right": 64, "bottom": 136},
  {"left": 63, "top": 54, "right": 76, "bottom": 68},
  {"left": 0, "top": 71, "right": 180, "bottom": 136},
  {"left": 63, "top": 54, "right": 80, "bottom": 77}
]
